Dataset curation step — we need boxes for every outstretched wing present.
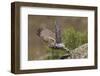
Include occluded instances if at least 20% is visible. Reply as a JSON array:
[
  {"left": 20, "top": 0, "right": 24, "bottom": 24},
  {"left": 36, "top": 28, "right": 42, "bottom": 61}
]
[{"left": 55, "top": 19, "right": 62, "bottom": 44}]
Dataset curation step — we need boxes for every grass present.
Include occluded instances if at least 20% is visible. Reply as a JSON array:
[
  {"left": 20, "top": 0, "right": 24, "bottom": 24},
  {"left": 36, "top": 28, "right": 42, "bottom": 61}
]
[{"left": 62, "top": 27, "right": 87, "bottom": 50}]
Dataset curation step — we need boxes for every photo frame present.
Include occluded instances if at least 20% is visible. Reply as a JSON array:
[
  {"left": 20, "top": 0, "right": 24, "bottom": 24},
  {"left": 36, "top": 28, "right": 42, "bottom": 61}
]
[{"left": 11, "top": 2, "right": 98, "bottom": 74}]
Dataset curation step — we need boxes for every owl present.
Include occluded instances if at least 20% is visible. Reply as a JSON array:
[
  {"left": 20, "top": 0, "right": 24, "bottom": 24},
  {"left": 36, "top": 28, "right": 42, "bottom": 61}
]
[{"left": 37, "top": 27, "right": 56, "bottom": 47}]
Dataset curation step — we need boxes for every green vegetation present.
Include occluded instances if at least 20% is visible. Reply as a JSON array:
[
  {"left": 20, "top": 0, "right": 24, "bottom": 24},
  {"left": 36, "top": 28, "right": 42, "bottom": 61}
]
[
  {"left": 62, "top": 27, "right": 88, "bottom": 50},
  {"left": 45, "top": 48, "right": 67, "bottom": 59}
]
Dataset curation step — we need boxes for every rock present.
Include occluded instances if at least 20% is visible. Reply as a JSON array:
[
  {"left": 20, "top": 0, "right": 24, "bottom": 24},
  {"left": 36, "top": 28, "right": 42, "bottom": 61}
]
[
  {"left": 70, "top": 43, "right": 88, "bottom": 59},
  {"left": 59, "top": 43, "right": 88, "bottom": 59}
]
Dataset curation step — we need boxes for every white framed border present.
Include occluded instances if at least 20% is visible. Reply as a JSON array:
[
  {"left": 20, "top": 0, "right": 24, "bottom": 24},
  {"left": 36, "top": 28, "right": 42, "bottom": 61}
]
[{"left": 20, "top": 6, "right": 95, "bottom": 70}]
